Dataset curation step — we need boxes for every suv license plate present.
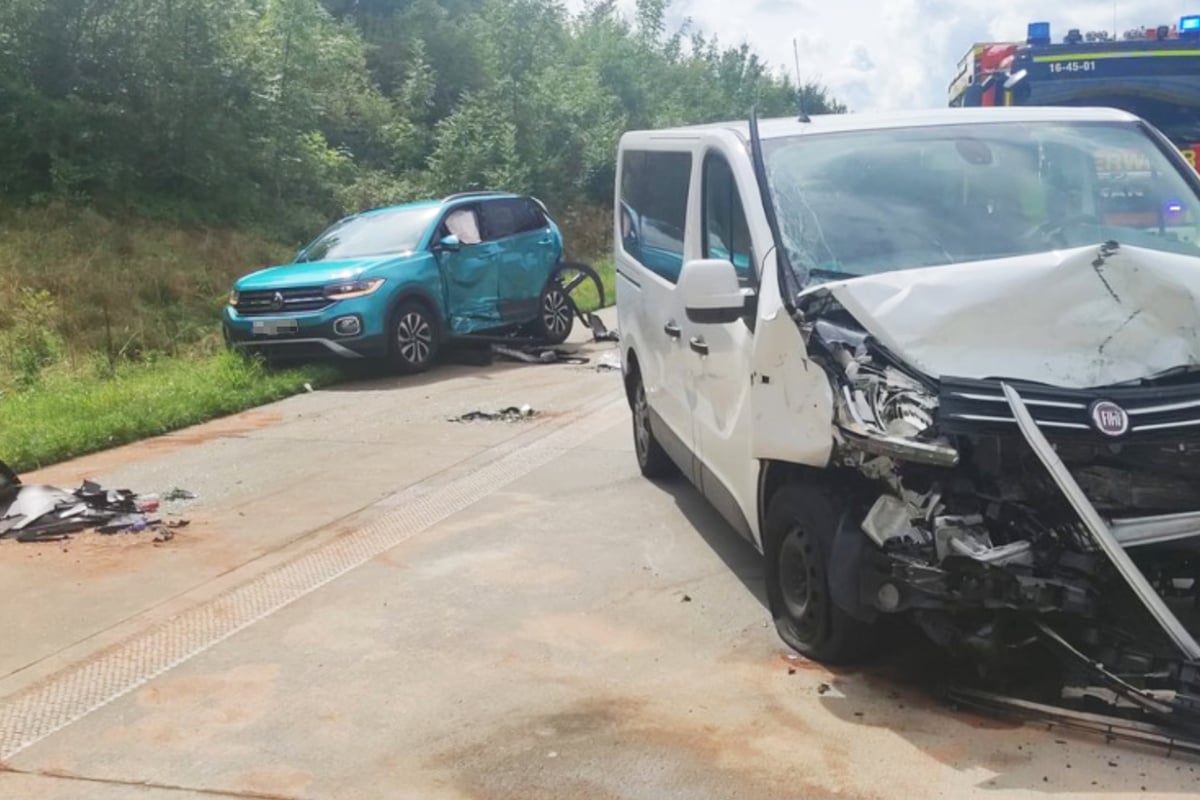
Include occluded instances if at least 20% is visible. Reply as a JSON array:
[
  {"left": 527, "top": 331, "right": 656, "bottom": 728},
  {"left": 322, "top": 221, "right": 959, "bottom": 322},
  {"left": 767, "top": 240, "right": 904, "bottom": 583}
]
[{"left": 252, "top": 319, "right": 299, "bottom": 336}]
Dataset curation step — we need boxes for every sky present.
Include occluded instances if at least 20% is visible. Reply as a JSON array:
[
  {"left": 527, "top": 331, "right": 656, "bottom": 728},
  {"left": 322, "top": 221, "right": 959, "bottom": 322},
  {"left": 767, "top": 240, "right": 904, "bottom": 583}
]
[{"left": 566, "top": 0, "right": 1197, "bottom": 111}]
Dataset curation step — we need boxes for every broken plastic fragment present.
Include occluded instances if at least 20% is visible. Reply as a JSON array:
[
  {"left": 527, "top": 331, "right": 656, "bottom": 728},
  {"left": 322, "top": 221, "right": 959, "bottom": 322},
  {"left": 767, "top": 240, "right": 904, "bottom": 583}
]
[
  {"left": 861, "top": 495, "right": 930, "bottom": 547},
  {"left": 933, "top": 516, "right": 1034, "bottom": 567}
]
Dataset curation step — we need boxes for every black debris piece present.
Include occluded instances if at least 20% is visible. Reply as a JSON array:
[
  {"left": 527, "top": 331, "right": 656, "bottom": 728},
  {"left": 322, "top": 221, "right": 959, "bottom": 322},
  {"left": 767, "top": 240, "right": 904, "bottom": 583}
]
[
  {"left": 818, "top": 683, "right": 832, "bottom": 695},
  {"left": 492, "top": 344, "right": 590, "bottom": 366},
  {"left": 162, "top": 488, "right": 197, "bottom": 502},
  {"left": 0, "top": 460, "right": 20, "bottom": 501},
  {"left": 586, "top": 313, "right": 619, "bottom": 343},
  {"left": 449, "top": 406, "right": 538, "bottom": 423},
  {"left": 0, "top": 461, "right": 180, "bottom": 544}
]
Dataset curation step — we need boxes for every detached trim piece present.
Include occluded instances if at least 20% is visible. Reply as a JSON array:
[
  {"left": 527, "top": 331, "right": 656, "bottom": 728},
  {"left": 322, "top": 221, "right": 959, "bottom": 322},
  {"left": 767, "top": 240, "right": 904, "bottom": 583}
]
[
  {"left": 1111, "top": 511, "right": 1200, "bottom": 548},
  {"left": 946, "top": 688, "right": 1200, "bottom": 757},
  {"left": 231, "top": 338, "right": 365, "bottom": 359},
  {"left": 1002, "top": 382, "right": 1200, "bottom": 661}
]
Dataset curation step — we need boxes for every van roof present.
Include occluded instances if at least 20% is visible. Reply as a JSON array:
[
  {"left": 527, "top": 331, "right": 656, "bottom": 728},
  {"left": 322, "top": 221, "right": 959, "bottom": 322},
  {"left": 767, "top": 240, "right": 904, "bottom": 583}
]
[{"left": 625, "top": 106, "right": 1140, "bottom": 143}]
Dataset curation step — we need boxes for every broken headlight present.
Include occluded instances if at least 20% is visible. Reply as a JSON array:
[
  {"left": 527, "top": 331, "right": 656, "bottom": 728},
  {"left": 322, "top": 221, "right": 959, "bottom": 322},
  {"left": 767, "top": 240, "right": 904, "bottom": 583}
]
[
  {"left": 814, "top": 320, "right": 957, "bottom": 466},
  {"left": 850, "top": 364, "right": 938, "bottom": 439}
]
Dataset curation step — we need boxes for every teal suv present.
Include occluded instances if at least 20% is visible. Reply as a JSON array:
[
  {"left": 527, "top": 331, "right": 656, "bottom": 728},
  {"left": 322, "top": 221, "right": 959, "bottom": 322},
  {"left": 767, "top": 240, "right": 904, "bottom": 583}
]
[{"left": 223, "top": 192, "right": 578, "bottom": 373}]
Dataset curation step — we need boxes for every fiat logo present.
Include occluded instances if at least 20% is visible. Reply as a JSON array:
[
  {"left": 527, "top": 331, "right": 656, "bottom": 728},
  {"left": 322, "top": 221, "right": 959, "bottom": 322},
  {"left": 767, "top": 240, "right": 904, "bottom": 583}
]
[
  {"left": 270, "top": 291, "right": 285, "bottom": 311},
  {"left": 1090, "top": 400, "right": 1129, "bottom": 437}
]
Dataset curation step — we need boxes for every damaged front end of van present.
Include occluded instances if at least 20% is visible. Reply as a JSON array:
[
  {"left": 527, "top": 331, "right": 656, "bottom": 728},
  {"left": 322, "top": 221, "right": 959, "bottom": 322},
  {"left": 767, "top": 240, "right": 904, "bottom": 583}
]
[{"left": 794, "top": 240, "right": 1200, "bottom": 740}]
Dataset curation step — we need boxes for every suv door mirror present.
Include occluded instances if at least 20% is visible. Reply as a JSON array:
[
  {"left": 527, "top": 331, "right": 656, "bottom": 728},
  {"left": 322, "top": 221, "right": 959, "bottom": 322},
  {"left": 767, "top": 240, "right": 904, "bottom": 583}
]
[
  {"left": 437, "top": 234, "right": 462, "bottom": 251},
  {"left": 679, "top": 258, "right": 749, "bottom": 324}
]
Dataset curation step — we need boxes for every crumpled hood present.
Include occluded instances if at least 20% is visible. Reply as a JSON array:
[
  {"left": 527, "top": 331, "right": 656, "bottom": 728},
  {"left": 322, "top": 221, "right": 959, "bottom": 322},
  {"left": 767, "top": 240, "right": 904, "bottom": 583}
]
[
  {"left": 235, "top": 254, "right": 403, "bottom": 291},
  {"left": 806, "top": 242, "right": 1200, "bottom": 389}
]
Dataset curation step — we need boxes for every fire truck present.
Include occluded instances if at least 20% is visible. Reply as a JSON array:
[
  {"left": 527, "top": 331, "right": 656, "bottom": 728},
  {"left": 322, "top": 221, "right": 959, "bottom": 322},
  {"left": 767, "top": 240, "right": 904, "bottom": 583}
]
[
  {"left": 950, "top": 18, "right": 1200, "bottom": 230},
  {"left": 949, "top": 17, "right": 1200, "bottom": 167}
]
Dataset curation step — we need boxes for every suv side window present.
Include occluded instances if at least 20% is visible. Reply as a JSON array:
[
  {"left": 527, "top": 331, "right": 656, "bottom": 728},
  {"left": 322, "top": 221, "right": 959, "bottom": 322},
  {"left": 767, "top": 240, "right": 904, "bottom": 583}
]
[
  {"left": 702, "top": 152, "right": 754, "bottom": 286},
  {"left": 619, "top": 150, "right": 692, "bottom": 283},
  {"left": 443, "top": 206, "right": 483, "bottom": 245},
  {"left": 481, "top": 198, "right": 546, "bottom": 241}
]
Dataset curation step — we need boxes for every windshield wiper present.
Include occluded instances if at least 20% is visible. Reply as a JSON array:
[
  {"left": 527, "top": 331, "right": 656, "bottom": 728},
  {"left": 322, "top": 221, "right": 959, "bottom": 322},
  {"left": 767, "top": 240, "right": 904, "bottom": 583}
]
[{"left": 803, "top": 266, "right": 861, "bottom": 282}]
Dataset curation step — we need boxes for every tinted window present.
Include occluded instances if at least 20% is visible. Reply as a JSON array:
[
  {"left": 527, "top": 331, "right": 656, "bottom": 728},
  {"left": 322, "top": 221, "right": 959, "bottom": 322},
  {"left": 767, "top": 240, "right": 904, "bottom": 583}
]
[
  {"left": 620, "top": 150, "right": 692, "bottom": 282},
  {"left": 481, "top": 198, "right": 547, "bottom": 240},
  {"left": 702, "top": 153, "right": 755, "bottom": 286}
]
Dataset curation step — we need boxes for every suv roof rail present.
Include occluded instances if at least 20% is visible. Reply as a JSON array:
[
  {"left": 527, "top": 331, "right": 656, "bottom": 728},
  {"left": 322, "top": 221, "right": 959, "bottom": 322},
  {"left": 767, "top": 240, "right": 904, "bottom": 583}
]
[{"left": 442, "top": 190, "right": 512, "bottom": 203}]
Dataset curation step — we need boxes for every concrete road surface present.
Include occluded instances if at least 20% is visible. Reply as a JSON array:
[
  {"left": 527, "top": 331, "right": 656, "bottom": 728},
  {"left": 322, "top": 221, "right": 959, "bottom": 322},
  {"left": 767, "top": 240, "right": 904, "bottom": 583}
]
[{"left": 1, "top": 313, "right": 1198, "bottom": 799}]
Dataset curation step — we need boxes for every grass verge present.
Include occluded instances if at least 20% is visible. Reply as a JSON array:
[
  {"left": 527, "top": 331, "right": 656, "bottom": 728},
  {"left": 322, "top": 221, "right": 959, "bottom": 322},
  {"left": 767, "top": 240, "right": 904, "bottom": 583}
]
[{"left": 0, "top": 352, "right": 342, "bottom": 473}]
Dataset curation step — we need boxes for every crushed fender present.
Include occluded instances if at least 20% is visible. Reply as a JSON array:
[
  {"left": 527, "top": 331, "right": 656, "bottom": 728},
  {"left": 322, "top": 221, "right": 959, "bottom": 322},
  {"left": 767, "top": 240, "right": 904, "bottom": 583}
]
[{"left": 790, "top": 241, "right": 1200, "bottom": 744}]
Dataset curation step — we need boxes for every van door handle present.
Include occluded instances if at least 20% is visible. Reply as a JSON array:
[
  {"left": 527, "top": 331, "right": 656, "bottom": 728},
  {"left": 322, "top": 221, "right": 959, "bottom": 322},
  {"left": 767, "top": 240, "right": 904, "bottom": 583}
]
[
  {"left": 663, "top": 321, "right": 681, "bottom": 339},
  {"left": 689, "top": 337, "right": 709, "bottom": 356}
]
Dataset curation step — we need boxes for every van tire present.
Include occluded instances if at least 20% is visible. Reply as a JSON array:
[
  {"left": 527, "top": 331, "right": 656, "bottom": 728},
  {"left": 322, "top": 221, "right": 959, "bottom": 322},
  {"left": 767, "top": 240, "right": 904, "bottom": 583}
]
[
  {"left": 765, "top": 483, "right": 878, "bottom": 665},
  {"left": 631, "top": 374, "right": 677, "bottom": 480},
  {"left": 388, "top": 300, "right": 440, "bottom": 375}
]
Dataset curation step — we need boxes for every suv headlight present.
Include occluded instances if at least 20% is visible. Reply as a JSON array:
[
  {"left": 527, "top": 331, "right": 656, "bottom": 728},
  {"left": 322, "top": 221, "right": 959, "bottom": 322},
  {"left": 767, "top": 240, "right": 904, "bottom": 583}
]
[
  {"left": 324, "top": 278, "right": 385, "bottom": 300},
  {"left": 229, "top": 289, "right": 239, "bottom": 306}
]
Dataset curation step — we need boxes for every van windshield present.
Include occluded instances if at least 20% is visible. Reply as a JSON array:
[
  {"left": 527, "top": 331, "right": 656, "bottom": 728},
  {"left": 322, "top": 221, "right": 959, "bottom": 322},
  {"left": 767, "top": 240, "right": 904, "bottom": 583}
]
[{"left": 761, "top": 121, "right": 1200, "bottom": 285}]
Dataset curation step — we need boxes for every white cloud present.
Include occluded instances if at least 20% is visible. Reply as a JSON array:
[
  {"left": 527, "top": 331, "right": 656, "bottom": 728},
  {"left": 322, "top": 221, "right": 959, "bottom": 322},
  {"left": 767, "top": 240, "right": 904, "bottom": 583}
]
[{"left": 566, "top": 0, "right": 1190, "bottom": 111}]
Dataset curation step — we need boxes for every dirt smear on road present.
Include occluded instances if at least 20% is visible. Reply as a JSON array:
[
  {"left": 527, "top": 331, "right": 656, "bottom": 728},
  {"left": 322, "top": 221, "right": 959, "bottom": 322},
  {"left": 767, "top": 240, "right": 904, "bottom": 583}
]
[
  {"left": 429, "top": 693, "right": 882, "bottom": 800},
  {"left": 23, "top": 410, "right": 283, "bottom": 487}
]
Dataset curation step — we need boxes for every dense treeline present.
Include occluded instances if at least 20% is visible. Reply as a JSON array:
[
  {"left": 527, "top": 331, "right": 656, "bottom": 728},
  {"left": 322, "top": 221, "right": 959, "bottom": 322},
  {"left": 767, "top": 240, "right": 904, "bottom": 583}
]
[{"left": 0, "top": 0, "right": 844, "bottom": 236}]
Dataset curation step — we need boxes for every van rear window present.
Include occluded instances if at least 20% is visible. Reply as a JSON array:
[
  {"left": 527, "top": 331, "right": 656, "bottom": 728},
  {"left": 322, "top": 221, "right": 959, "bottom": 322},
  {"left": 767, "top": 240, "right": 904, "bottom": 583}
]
[{"left": 619, "top": 150, "right": 691, "bottom": 282}]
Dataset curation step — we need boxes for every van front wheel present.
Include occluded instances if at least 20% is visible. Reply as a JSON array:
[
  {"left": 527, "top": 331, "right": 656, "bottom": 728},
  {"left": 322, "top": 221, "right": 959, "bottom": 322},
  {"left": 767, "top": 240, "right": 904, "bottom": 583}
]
[
  {"left": 765, "top": 484, "right": 877, "bottom": 665},
  {"left": 631, "top": 375, "right": 677, "bottom": 480}
]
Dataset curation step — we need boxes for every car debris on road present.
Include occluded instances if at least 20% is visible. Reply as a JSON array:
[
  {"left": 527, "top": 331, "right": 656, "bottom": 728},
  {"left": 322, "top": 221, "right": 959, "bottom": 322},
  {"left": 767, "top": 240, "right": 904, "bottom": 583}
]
[
  {"left": 449, "top": 406, "right": 538, "bottom": 423},
  {"left": 0, "top": 460, "right": 189, "bottom": 544}
]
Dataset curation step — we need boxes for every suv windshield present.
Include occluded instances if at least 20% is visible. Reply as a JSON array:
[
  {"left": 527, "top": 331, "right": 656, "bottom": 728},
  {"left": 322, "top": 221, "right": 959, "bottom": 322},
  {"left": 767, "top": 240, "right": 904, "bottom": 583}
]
[
  {"left": 762, "top": 121, "right": 1200, "bottom": 285},
  {"left": 298, "top": 206, "right": 439, "bottom": 262}
]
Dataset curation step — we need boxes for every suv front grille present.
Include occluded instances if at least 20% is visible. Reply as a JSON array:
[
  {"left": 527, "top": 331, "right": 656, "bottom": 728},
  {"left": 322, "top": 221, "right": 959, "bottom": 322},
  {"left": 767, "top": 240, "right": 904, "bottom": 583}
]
[
  {"left": 938, "top": 376, "right": 1200, "bottom": 443},
  {"left": 235, "top": 287, "right": 332, "bottom": 316}
]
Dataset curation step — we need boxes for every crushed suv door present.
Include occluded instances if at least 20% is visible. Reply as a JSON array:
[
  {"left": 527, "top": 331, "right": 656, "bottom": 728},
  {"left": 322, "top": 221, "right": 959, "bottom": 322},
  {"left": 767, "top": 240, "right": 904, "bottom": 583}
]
[
  {"left": 437, "top": 205, "right": 502, "bottom": 334},
  {"left": 481, "top": 198, "right": 559, "bottom": 322}
]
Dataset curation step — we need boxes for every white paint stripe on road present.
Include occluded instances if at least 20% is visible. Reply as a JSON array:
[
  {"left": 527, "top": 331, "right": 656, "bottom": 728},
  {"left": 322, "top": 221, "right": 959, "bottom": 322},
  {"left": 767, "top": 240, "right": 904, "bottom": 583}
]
[{"left": 0, "top": 391, "right": 627, "bottom": 761}]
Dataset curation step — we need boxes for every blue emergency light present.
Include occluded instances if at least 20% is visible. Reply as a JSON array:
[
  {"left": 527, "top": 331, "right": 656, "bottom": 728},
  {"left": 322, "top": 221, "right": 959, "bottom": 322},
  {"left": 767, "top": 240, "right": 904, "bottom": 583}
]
[
  {"left": 1027, "top": 21, "right": 1051, "bottom": 45},
  {"left": 1182, "top": 15, "right": 1200, "bottom": 39}
]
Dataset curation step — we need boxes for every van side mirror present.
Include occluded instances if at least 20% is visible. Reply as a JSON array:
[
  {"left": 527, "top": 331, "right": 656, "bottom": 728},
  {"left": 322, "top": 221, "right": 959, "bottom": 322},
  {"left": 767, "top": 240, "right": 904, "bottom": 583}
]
[
  {"left": 437, "top": 234, "right": 462, "bottom": 251},
  {"left": 679, "top": 259, "right": 750, "bottom": 324}
]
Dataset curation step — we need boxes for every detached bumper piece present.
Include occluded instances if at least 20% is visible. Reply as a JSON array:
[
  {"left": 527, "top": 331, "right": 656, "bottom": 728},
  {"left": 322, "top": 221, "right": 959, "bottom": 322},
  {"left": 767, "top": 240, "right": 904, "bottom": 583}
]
[
  {"left": 947, "top": 686, "right": 1200, "bottom": 758},
  {"left": 991, "top": 385, "right": 1200, "bottom": 740},
  {"left": 0, "top": 460, "right": 187, "bottom": 543}
]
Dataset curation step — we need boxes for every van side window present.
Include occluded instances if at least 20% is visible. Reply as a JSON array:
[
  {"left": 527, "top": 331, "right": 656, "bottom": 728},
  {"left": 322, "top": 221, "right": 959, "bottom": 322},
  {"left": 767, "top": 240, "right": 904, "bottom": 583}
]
[
  {"left": 619, "top": 150, "right": 692, "bottom": 283},
  {"left": 702, "top": 153, "right": 754, "bottom": 286}
]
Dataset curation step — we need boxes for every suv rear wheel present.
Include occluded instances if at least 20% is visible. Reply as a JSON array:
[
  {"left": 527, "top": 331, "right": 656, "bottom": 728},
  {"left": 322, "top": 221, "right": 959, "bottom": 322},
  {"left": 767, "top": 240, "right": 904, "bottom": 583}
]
[
  {"left": 389, "top": 301, "right": 440, "bottom": 374},
  {"left": 537, "top": 280, "right": 574, "bottom": 345},
  {"left": 765, "top": 483, "right": 878, "bottom": 665}
]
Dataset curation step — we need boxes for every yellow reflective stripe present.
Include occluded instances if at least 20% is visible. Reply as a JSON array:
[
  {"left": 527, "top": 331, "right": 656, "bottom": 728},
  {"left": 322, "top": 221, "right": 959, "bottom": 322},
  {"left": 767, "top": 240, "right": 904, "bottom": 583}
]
[{"left": 1034, "top": 50, "right": 1200, "bottom": 62}]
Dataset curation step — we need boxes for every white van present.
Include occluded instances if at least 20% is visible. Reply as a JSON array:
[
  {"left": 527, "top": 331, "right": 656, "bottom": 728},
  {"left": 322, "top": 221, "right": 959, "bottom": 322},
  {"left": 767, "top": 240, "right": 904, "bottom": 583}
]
[{"left": 614, "top": 107, "right": 1200, "bottom": 713}]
